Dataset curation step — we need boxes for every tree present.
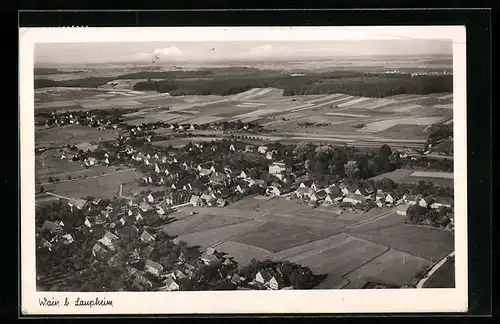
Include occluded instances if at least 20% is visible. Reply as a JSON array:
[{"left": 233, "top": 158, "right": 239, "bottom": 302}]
[{"left": 344, "top": 160, "right": 360, "bottom": 179}]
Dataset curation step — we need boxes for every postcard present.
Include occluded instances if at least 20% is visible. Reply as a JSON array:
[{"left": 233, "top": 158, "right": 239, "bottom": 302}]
[{"left": 19, "top": 26, "right": 467, "bottom": 315}]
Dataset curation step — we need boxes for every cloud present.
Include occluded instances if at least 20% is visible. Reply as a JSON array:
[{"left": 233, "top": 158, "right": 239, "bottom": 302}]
[
  {"left": 153, "top": 46, "right": 184, "bottom": 57},
  {"left": 247, "top": 44, "right": 287, "bottom": 57}
]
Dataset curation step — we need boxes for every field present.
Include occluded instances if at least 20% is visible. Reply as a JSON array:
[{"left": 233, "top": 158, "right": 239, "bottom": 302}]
[
  {"left": 42, "top": 169, "right": 139, "bottom": 199},
  {"left": 370, "top": 169, "right": 454, "bottom": 187},
  {"left": 349, "top": 224, "right": 454, "bottom": 262},
  {"left": 35, "top": 125, "right": 119, "bottom": 146},
  {"left": 233, "top": 221, "right": 340, "bottom": 252},
  {"left": 345, "top": 248, "right": 432, "bottom": 288},
  {"left": 158, "top": 194, "right": 454, "bottom": 288}
]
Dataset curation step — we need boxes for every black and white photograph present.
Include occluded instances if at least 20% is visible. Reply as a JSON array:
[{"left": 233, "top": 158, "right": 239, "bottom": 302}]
[{"left": 20, "top": 26, "right": 467, "bottom": 314}]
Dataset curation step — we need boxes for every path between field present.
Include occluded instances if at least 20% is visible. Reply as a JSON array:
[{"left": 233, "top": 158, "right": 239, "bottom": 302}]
[
  {"left": 39, "top": 168, "right": 136, "bottom": 186},
  {"left": 416, "top": 251, "right": 455, "bottom": 288}
]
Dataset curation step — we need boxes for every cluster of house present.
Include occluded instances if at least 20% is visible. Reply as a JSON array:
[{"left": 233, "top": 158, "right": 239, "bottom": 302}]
[
  {"left": 291, "top": 179, "right": 454, "bottom": 219},
  {"left": 44, "top": 110, "right": 119, "bottom": 130}
]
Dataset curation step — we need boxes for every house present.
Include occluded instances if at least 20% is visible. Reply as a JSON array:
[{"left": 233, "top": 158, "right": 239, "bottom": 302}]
[
  {"left": 209, "top": 173, "right": 229, "bottom": 185},
  {"left": 145, "top": 193, "right": 155, "bottom": 203},
  {"left": 339, "top": 183, "right": 351, "bottom": 196},
  {"left": 231, "top": 273, "right": 243, "bottom": 285},
  {"left": 295, "top": 187, "right": 315, "bottom": 199},
  {"left": 199, "top": 168, "right": 212, "bottom": 177},
  {"left": 200, "top": 253, "right": 218, "bottom": 265},
  {"left": 139, "top": 201, "right": 153, "bottom": 212},
  {"left": 68, "top": 198, "right": 87, "bottom": 210},
  {"left": 201, "top": 193, "right": 216, "bottom": 206},
  {"left": 268, "top": 162, "right": 287, "bottom": 180},
  {"left": 229, "top": 144, "right": 236, "bottom": 152},
  {"left": 84, "top": 157, "right": 98, "bottom": 167},
  {"left": 376, "top": 199, "right": 384, "bottom": 208},
  {"left": 309, "top": 193, "right": 318, "bottom": 203},
  {"left": 266, "top": 186, "right": 282, "bottom": 197},
  {"left": 140, "top": 230, "right": 155, "bottom": 243},
  {"left": 245, "top": 145, "right": 254, "bottom": 152},
  {"left": 355, "top": 187, "right": 369, "bottom": 197},
  {"left": 343, "top": 193, "right": 365, "bottom": 205},
  {"left": 419, "top": 196, "right": 435, "bottom": 208},
  {"left": 98, "top": 231, "right": 119, "bottom": 251},
  {"left": 61, "top": 233, "right": 74, "bottom": 245},
  {"left": 257, "top": 146, "right": 268, "bottom": 154},
  {"left": 404, "top": 195, "right": 419, "bottom": 205},
  {"left": 145, "top": 259, "right": 164, "bottom": 277},
  {"left": 217, "top": 198, "right": 228, "bottom": 207},
  {"left": 160, "top": 276, "right": 179, "bottom": 291},
  {"left": 397, "top": 204, "right": 411, "bottom": 216},
  {"left": 190, "top": 195, "right": 201, "bottom": 207},
  {"left": 237, "top": 171, "right": 248, "bottom": 179},
  {"left": 315, "top": 189, "right": 328, "bottom": 200},
  {"left": 174, "top": 269, "right": 187, "bottom": 280},
  {"left": 299, "top": 179, "right": 314, "bottom": 188},
  {"left": 375, "top": 191, "right": 386, "bottom": 202},
  {"left": 92, "top": 198, "right": 102, "bottom": 205},
  {"left": 255, "top": 269, "right": 273, "bottom": 285},
  {"left": 385, "top": 193, "right": 395, "bottom": 205},
  {"left": 235, "top": 184, "right": 247, "bottom": 194},
  {"left": 41, "top": 220, "right": 63, "bottom": 234},
  {"left": 431, "top": 197, "right": 454, "bottom": 209},
  {"left": 265, "top": 151, "right": 274, "bottom": 160},
  {"left": 92, "top": 242, "right": 108, "bottom": 258},
  {"left": 268, "top": 274, "right": 285, "bottom": 290}
]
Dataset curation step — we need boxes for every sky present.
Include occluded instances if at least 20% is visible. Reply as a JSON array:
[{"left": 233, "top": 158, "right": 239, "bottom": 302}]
[{"left": 35, "top": 40, "right": 453, "bottom": 65}]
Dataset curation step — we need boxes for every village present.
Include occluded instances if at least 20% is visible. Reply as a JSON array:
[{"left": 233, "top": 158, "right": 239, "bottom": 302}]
[{"left": 35, "top": 109, "right": 455, "bottom": 291}]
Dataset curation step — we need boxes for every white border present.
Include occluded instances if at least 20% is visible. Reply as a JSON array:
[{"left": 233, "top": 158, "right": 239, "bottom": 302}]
[{"left": 20, "top": 26, "right": 467, "bottom": 315}]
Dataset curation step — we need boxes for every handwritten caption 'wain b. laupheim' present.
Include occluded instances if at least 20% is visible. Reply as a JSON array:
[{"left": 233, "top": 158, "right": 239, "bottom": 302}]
[{"left": 39, "top": 296, "right": 113, "bottom": 308}]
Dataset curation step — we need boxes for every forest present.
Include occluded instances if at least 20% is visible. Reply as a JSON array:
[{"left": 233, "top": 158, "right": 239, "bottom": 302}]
[{"left": 34, "top": 67, "right": 453, "bottom": 98}]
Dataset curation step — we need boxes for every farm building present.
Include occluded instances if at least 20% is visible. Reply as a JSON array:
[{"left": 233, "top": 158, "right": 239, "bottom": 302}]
[
  {"left": 431, "top": 197, "right": 454, "bottom": 209},
  {"left": 343, "top": 193, "right": 365, "bottom": 205},
  {"left": 403, "top": 195, "right": 419, "bottom": 205},
  {"left": 68, "top": 198, "right": 88, "bottom": 210}
]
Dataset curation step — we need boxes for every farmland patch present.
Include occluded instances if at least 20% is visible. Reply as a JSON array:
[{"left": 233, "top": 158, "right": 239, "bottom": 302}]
[
  {"left": 376, "top": 124, "right": 428, "bottom": 138},
  {"left": 350, "top": 224, "right": 454, "bottom": 262},
  {"left": 346, "top": 248, "right": 432, "bottom": 287},
  {"left": 233, "top": 221, "right": 339, "bottom": 253},
  {"left": 35, "top": 125, "right": 119, "bottom": 145},
  {"left": 42, "top": 169, "right": 139, "bottom": 199},
  {"left": 173, "top": 219, "right": 263, "bottom": 249}
]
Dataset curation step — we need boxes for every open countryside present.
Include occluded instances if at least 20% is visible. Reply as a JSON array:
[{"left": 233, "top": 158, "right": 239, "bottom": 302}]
[{"left": 35, "top": 40, "right": 455, "bottom": 292}]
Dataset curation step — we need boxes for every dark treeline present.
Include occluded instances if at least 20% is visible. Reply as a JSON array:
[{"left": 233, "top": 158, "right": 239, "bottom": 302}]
[
  {"left": 33, "top": 68, "right": 453, "bottom": 98},
  {"left": 133, "top": 75, "right": 452, "bottom": 98}
]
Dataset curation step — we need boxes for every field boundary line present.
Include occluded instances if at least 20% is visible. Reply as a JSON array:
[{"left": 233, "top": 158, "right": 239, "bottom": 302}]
[{"left": 340, "top": 246, "right": 391, "bottom": 278}]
